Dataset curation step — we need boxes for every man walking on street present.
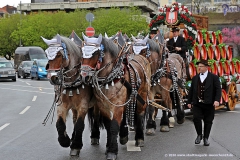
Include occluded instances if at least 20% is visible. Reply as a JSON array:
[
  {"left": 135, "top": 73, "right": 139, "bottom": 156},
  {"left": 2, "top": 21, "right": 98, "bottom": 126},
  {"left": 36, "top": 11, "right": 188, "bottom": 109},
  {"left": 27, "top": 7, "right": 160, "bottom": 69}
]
[{"left": 187, "top": 59, "right": 221, "bottom": 146}]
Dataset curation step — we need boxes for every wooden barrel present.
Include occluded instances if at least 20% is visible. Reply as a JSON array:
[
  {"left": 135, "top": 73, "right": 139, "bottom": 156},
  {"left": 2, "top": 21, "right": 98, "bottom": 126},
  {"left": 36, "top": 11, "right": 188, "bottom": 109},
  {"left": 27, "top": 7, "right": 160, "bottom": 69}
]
[
  {"left": 199, "top": 45, "right": 208, "bottom": 60},
  {"left": 221, "top": 89, "right": 228, "bottom": 103},
  {"left": 229, "top": 61, "right": 236, "bottom": 75},
  {"left": 212, "top": 45, "right": 221, "bottom": 61},
  {"left": 222, "top": 61, "right": 230, "bottom": 75},
  {"left": 225, "top": 45, "right": 233, "bottom": 61},
  {"left": 235, "top": 61, "right": 240, "bottom": 74},
  {"left": 219, "top": 46, "right": 227, "bottom": 59},
  {"left": 197, "top": 30, "right": 203, "bottom": 45},
  {"left": 211, "top": 61, "right": 218, "bottom": 75},
  {"left": 206, "top": 45, "right": 214, "bottom": 59},
  {"left": 188, "top": 62, "right": 197, "bottom": 79},
  {"left": 204, "top": 31, "right": 210, "bottom": 44},
  {"left": 216, "top": 61, "right": 224, "bottom": 77},
  {"left": 216, "top": 32, "right": 223, "bottom": 44},
  {"left": 208, "top": 31, "right": 217, "bottom": 45},
  {"left": 193, "top": 45, "right": 200, "bottom": 60}
]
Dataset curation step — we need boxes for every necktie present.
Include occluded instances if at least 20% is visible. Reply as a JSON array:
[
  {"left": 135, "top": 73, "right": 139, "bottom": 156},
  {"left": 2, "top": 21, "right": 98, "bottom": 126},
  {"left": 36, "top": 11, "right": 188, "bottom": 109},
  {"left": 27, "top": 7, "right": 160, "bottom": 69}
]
[{"left": 201, "top": 73, "right": 204, "bottom": 75}]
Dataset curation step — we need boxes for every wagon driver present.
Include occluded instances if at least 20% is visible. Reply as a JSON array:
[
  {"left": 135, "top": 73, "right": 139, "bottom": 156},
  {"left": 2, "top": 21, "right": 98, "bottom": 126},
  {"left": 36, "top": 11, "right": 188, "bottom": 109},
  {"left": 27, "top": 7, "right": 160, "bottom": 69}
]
[{"left": 187, "top": 59, "right": 221, "bottom": 146}]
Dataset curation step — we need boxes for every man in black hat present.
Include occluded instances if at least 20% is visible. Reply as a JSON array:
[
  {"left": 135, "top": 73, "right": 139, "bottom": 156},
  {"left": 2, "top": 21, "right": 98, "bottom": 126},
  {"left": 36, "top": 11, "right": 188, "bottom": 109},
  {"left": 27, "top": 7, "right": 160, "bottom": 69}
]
[
  {"left": 187, "top": 59, "right": 221, "bottom": 146},
  {"left": 149, "top": 27, "right": 158, "bottom": 39},
  {"left": 167, "top": 27, "right": 186, "bottom": 59}
]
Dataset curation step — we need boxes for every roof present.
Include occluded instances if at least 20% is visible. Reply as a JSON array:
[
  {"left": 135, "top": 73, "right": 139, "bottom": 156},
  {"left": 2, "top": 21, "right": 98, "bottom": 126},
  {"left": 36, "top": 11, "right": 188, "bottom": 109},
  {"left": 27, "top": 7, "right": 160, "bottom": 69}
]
[{"left": 15, "top": 46, "right": 44, "bottom": 54}]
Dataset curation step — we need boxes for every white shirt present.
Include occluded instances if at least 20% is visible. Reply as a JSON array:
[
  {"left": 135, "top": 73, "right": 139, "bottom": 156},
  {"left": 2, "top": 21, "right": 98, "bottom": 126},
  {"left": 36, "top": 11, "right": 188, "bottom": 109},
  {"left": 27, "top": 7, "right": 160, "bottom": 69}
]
[
  {"left": 200, "top": 70, "right": 208, "bottom": 83},
  {"left": 174, "top": 36, "right": 178, "bottom": 42}
]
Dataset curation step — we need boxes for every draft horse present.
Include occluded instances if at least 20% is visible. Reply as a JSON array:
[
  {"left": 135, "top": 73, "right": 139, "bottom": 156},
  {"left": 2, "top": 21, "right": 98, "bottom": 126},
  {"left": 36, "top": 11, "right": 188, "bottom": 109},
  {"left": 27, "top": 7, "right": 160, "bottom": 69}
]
[
  {"left": 80, "top": 33, "right": 152, "bottom": 160},
  {"left": 42, "top": 34, "right": 93, "bottom": 156},
  {"left": 131, "top": 33, "right": 185, "bottom": 135}
]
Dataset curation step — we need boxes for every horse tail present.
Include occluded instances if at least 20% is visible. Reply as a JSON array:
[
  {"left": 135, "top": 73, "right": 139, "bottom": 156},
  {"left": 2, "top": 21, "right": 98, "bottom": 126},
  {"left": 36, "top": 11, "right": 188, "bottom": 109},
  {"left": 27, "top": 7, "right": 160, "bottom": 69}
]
[{"left": 88, "top": 107, "right": 104, "bottom": 130}]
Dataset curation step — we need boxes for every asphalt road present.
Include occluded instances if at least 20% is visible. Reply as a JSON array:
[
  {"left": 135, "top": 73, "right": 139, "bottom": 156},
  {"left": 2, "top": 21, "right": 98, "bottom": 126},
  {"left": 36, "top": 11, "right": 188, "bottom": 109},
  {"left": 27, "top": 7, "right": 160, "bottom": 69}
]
[{"left": 0, "top": 78, "right": 240, "bottom": 160}]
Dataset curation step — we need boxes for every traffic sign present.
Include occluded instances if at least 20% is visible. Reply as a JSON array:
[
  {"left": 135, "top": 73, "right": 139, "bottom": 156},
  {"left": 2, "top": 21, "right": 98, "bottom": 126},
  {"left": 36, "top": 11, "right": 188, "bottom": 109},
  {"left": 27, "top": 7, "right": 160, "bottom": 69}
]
[
  {"left": 85, "top": 13, "right": 94, "bottom": 22},
  {"left": 85, "top": 27, "right": 95, "bottom": 37}
]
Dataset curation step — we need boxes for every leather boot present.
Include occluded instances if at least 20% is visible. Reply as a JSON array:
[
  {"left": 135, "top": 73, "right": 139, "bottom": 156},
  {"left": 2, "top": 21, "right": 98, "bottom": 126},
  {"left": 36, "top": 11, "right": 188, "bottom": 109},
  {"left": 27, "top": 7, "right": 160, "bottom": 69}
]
[
  {"left": 195, "top": 135, "right": 202, "bottom": 144},
  {"left": 203, "top": 138, "right": 210, "bottom": 146}
]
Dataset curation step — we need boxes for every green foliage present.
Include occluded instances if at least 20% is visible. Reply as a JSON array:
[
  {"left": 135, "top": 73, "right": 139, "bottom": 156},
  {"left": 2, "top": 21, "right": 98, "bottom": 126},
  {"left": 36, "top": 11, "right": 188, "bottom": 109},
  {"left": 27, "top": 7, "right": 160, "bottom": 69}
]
[{"left": 0, "top": 7, "right": 147, "bottom": 58}]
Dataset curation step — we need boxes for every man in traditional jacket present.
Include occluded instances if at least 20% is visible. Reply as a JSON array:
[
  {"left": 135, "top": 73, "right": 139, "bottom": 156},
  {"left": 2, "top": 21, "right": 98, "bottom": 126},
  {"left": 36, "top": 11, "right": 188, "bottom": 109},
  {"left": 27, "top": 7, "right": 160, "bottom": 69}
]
[{"left": 187, "top": 59, "right": 221, "bottom": 146}]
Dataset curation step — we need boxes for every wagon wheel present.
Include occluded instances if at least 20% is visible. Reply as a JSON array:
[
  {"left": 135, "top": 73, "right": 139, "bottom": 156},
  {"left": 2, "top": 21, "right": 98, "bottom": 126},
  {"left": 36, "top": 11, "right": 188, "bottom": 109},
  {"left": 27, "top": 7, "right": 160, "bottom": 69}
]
[{"left": 226, "top": 81, "right": 238, "bottom": 111}]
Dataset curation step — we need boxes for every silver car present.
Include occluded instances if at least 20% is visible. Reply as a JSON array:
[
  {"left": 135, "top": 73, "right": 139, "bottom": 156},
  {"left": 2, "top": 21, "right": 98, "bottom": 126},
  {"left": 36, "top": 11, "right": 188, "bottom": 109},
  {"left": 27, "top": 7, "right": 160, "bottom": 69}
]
[{"left": 0, "top": 59, "right": 16, "bottom": 81}]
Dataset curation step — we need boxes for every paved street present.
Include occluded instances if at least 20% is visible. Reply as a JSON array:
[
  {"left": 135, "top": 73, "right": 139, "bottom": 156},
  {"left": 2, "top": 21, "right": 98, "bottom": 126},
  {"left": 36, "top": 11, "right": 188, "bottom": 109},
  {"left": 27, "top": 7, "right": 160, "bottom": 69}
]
[{"left": 0, "top": 78, "right": 240, "bottom": 160}]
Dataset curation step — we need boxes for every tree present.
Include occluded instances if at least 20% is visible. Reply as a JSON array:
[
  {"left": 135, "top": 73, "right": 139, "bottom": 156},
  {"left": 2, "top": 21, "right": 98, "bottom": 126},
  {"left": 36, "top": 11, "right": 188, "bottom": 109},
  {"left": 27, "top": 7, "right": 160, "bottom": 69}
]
[
  {"left": 0, "top": 14, "right": 22, "bottom": 60},
  {"left": 222, "top": 27, "right": 240, "bottom": 57}
]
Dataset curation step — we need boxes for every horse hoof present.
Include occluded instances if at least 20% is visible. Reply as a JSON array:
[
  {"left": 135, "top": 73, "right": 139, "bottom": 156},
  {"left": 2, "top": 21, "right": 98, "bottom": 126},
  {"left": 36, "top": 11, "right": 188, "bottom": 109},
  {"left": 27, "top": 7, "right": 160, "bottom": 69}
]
[
  {"left": 145, "top": 128, "right": 155, "bottom": 136},
  {"left": 135, "top": 139, "right": 144, "bottom": 147},
  {"left": 177, "top": 118, "right": 185, "bottom": 124},
  {"left": 91, "top": 138, "right": 99, "bottom": 145},
  {"left": 58, "top": 134, "right": 71, "bottom": 147},
  {"left": 160, "top": 125, "right": 170, "bottom": 132},
  {"left": 70, "top": 149, "right": 80, "bottom": 157},
  {"left": 169, "top": 117, "right": 175, "bottom": 128},
  {"left": 120, "top": 136, "right": 128, "bottom": 145},
  {"left": 106, "top": 152, "right": 117, "bottom": 160}
]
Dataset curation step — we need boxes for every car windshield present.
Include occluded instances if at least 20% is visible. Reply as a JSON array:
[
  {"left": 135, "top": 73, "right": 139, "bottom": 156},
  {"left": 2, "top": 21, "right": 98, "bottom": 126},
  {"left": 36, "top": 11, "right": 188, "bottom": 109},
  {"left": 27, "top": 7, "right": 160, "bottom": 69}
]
[
  {"left": 23, "top": 62, "right": 33, "bottom": 67},
  {"left": 38, "top": 61, "right": 47, "bottom": 67},
  {"left": 0, "top": 62, "right": 13, "bottom": 68}
]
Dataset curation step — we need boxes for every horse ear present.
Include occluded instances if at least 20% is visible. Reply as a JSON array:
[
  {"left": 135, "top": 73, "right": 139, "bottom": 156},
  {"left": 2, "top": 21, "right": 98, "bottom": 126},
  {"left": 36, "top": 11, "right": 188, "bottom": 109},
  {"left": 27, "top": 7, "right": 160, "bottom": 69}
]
[
  {"left": 82, "top": 32, "right": 88, "bottom": 42},
  {"left": 56, "top": 34, "right": 62, "bottom": 44},
  {"left": 117, "top": 32, "right": 126, "bottom": 47},
  {"left": 110, "top": 33, "right": 118, "bottom": 41},
  {"left": 41, "top": 36, "right": 58, "bottom": 46},
  {"left": 97, "top": 34, "right": 102, "bottom": 45},
  {"left": 105, "top": 32, "right": 109, "bottom": 38},
  {"left": 144, "top": 34, "right": 149, "bottom": 43},
  {"left": 69, "top": 31, "right": 82, "bottom": 47},
  {"left": 131, "top": 34, "right": 137, "bottom": 42}
]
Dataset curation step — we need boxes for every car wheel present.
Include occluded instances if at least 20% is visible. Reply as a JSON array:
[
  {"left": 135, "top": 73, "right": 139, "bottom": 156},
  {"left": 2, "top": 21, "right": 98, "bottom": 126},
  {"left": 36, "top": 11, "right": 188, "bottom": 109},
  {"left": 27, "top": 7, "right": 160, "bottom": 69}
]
[{"left": 12, "top": 78, "right": 16, "bottom": 82}]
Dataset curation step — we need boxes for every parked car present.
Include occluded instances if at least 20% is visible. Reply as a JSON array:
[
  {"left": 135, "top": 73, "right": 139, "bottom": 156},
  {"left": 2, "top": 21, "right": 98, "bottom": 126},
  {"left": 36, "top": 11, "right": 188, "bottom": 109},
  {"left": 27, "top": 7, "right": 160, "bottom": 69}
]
[
  {"left": 30, "top": 59, "right": 48, "bottom": 80},
  {"left": 17, "top": 61, "right": 33, "bottom": 78},
  {"left": 0, "top": 59, "right": 16, "bottom": 81}
]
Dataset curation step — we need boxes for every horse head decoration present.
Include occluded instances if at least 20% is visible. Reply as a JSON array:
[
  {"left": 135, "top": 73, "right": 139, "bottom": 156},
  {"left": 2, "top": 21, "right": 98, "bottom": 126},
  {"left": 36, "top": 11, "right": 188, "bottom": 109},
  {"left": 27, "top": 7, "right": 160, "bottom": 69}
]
[
  {"left": 80, "top": 33, "right": 152, "bottom": 160},
  {"left": 42, "top": 33, "right": 94, "bottom": 157}
]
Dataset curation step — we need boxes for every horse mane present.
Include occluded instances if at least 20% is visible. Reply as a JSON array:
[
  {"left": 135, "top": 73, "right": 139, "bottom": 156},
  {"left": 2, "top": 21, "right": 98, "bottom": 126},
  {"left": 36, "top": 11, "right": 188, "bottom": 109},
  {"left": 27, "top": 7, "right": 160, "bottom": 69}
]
[
  {"left": 59, "top": 35, "right": 81, "bottom": 59},
  {"left": 94, "top": 35, "right": 119, "bottom": 58},
  {"left": 147, "top": 39, "right": 161, "bottom": 55}
]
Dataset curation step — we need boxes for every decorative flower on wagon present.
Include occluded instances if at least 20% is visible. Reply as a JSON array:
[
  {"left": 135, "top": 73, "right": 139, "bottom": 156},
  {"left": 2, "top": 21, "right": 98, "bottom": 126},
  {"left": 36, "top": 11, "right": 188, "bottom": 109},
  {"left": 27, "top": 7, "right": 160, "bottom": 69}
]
[{"left": 149, "top": 2, "right": 197, "bottom": 50}]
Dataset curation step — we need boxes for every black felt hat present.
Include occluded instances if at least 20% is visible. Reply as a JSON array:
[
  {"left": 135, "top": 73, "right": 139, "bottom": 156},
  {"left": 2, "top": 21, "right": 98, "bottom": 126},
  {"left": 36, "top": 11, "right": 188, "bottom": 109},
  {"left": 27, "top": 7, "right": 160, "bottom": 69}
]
[
  {"left": 150, "top": 27, "right": 158, "bottom": 34},
  {"left": 171, "top": 27, "right": 180, "bottom": 32},
  {"left": 196, "top": 59, "right": 209, "bottom": 66}
]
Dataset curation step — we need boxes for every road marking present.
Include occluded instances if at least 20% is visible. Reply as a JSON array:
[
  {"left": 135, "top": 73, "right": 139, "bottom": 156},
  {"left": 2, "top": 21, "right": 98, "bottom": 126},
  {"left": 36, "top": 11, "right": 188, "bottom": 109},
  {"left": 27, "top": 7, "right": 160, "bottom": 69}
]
[
  {"left": 126, "top": 141, "right": 141, "bottom": 151},
  {"left": 0, "top": 87, "right": 54, "bottom": 94},
  {"left": 26, "top": 82, "right": 31, "bottom": 85},
  {"left": 32, "top": 96, "right": 37, "bottom": 101},
  {"left": 0, "top": 83, "right": 53, "bottom": 90},
  {"left": 19, "top": 106, "right": 31, "bottom": 114},
  {"left": 227, "top": 111, "right": 240, "bottom": 113},
  {"left": 0, "top": 123, "right": 10, "bottom": 131}
]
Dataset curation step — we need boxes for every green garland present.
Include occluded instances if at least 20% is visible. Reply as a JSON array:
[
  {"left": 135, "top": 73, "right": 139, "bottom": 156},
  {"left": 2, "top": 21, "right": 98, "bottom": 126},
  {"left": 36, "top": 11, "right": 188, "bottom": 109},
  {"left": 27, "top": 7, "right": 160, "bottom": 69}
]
[{"left": 149, "top": 2, "right": 197, "bottom": 50}]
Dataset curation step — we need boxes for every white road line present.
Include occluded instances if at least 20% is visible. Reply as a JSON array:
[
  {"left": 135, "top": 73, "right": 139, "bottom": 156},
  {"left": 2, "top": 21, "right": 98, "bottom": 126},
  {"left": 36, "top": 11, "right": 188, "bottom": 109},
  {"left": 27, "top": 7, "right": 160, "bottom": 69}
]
[
  {"left": 32, "top": 96, "right": 37, "bottom": 101},
  {"left": 26, "top": 82, "right": 31, "bottom": 85},
  {"left": 227, "top": 111, "right": 240, "bottom": 113},
  {"left": 0, "top": 123, "right": 10, "bottom": 131},
  {"left": 19, "top": 106, "right": 31, "bottom": 114},
  {"left": 126, "top": 141, "right": 141, "bottom": 151},
  {"left": 0, "top": 83, "right": 53, "bottom": 90},
  {"left": 0, "top": 87, "right": 54, "bottom": 94}
]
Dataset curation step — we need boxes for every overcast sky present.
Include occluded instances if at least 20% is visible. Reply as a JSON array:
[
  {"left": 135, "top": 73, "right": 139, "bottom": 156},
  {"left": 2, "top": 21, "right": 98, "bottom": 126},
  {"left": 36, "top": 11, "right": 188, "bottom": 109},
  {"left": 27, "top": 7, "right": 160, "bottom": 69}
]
[{"left": 0, "top": 0, "right": 31, "bottom": 8}]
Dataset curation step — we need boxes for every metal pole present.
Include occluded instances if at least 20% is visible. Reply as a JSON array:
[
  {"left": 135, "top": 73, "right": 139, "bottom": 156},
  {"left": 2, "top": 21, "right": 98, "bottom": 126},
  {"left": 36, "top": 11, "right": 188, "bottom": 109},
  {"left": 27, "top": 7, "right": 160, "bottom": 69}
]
[{"left": 20, "top": 1, "right": 22, "bottom": 46}]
